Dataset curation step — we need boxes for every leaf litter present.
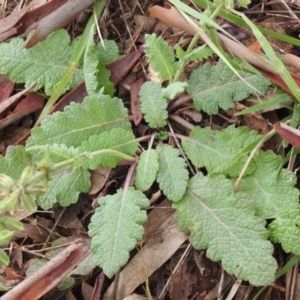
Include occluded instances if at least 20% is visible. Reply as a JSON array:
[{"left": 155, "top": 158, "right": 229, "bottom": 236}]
[{"left": 0, "top": 0, "right": 300, "bottom": 299}]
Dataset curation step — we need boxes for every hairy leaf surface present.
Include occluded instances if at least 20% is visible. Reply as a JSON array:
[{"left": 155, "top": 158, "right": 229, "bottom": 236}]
[
  {"left": 139, "top": 81, "right": 168, "bottom": 128},
  {"left": 31, "top": 129, "right": 136, "bottom": 170},
  {"left": 77, "top": 128, "right": 137, "bottom": 169},
  {"left": 0, "top": 30, "right": 83, "bottom": 95},
  {"left": 32, "top": 144, "right": 81, "bottom": 164},
  {"left": 37, "top": 168, "right": 91, "bottom": 210},
  {"left": 162, "top": 82, "right": 188, "bottom": 100},
  {"left": 238, "top": 151, "right": 300, "bottom": 254},
  {"left": 187, "top": 59, "right": 270, "bottom": 114},
  {"left": 94, "top": 40, "right": 121, "bottom": 65},
  {"left": 173, "top": 172, "right": 277, "bottom": 286},
  {"left": 135, "top": 149, "right": 159, "bottom": 191},
  {"left": 89, "top": 188, "right": 149, "bottom": 278},
  {"left": 175, "top": 44, "right": 214, "bottom": 62},
  {"left": 26, "top": 94, "right": 131, "bottom": 149},
  {"left": 156, "top": 144, "right": 189, "bottom": 201},
  {"left": 144, "top": 34, "right": 177, "bottom": 81},
  {"left": 84, "top": 26, "right": 115, "bottom": 96},
  {"left": 182, "top": 125, "right": 258, "bottom": 177},
  {"left": 269, "top": 217, "right": 300, "bottom": 255},
  {"left": 0, "top": 146, "right": 32, "bottom": 180}
]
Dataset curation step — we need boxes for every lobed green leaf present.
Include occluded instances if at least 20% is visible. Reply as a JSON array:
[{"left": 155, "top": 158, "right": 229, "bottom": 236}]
[
  {"left": 156, "top": 144, "right": 189, "bottom": 201},
  {"left": 77, "top": 128, "right": 137, "bottom": 169},
  {"left": 175, "top": 44, "right": 214, "bottom": 62},
  {"left": 0, "top": 146, "right": 32, "bottom": 181},
  {"left": 94, "top": 40, "right": 121, "bottom": 65},
  {"left": 187, "top": 59, "right": 270, "bottom": 114},
  {"left": 83, "top": 25, "right": 115, "bottom": 96},
  {"left": 144, "top": 33, "right": 177, "bottom": 81},
  {"left": 37, "top": 168, "right": 91, "bottom": 209},
  {"left": 89, "top": 188, "right": 149, "bottom": 278},
  {"left": 139, "top": 81, "right": 168, "bottom": 128},
  {"left": 182, "top": 125, "right": 259, "bottom": 177},
  {"left": 173, "top": 172, "right": 277, "bottom": 286},
  {"left": 0, "top": 29, "right": 83, "bottom": 95},
  {"left": 162, "top": 82, "right": 188, "bottom": 100},
  {"left": 26, "top": 94, "right": 131, "bottom": 150},
  {"left": 237, "top": 151, "right": 300, "bottom": 254},
  {"left": 135, "top": 149, "right": 159, "bottom": 191}
]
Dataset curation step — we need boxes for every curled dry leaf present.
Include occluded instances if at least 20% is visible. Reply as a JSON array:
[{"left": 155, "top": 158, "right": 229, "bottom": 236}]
[
  {"left": 273, "top": 122, "right": 300, "bottom": 148},
  {"left": 1, "top": 243, "right": 89, "bottom": 300},
  {"left": 130, "top": 77, "right": 144, "bottom": 126}
]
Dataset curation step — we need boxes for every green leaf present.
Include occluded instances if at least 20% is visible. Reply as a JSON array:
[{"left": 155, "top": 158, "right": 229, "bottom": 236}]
[
  {"left": 32, "top": 128, "right": 136, "bottom": 170},
  {"left": 83, "top": 25, "right": 115, "bottom": 96},
  {"left": 236, "top": 0, "right": 251, "bottom": 8},
  {"left": 187, "top": 59, "right": 270, "bottom": 114},
  {"left": 77, "top": 128, "right": 137, "bottom": 169},
  {"left": 187, "top": 45, "right": 214, "bottom": 62},
  {"left": 0, "top": 146, "right": 32, "bottom": 180},
  {"left": 156, "top": 144, "right": 189, "bottom": 201},
  {"left": 94, "top": 40, "right": 121, "bottom": 65},
  {"left": 269, "top": 217, "right": 300, "bottom": 255},
  {"left": 237, "top": 151, "right": 300, "bottom": 254},
  {"left": 162, "top": 82, "right": 188, "bottom": 100},
  {"left": 174, "top": 44, "right": 185, "bottom": 60},
  {"left": 135, "top": 149, "right": 159, "bottom": 191},
  {"left": 139, "top": 81, "right": 168, "bottom": 128},
  {"left": 37, "top": 168, "right": 91, "bottom": 209},
  {"left": 173, "top": 172, "right": 277, "bottom": 286},
  {"left": 144, "top": 33, "right": 177, "bottom": 81},
  {"left": 0, "top": 29, "right": 83, "bottom": 95},
  {"left": 0, "top": 248, "right": 9, "bottom": 266},
  {"left": 182, "top": 125, "right": 258, "bottom": 177},
  {"left": 0, "top": 282, "right": 7, "bottom": 291},
  {"left": 26, "top": 94, "right": 131, "bottom": 150},
  {"left": 175, "top": 44, "right": 214, "bottom": 62},
  {"left": 31, "top": 144, "right": 81, "bottom": 164},
  {"left": 0, "top": 230, "right": 13, "bottom": 245},
  {"left": 89, "top": 188, "right": 149, "bottom": 278}
]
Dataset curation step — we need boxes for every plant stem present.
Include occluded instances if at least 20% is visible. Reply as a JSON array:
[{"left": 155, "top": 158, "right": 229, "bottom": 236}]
[
  {"left": 172, "top": 34, "right": 199, "bottom": 83},
  {"left": 35, "top": 0, "right": 109, "bottom": 125},
  {"left": 52, "top": 149, "right": 136, "bottom": 171},
  {"left": 234, "top": 129, "right": 276, "bottom": 191},
  {"left": 171, "top": 2, "right": 223, "bottom": 83},
  {"left": 209, "top": 2, "right": 223, "bottom": 20}
]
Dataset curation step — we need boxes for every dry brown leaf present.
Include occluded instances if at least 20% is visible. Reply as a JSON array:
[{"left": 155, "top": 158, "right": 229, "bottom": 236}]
[
  {"left": 81, "top": 281, "right": 94, "bottom": 300},
  {"left": 168, "top": 252, "right": 194, "bottom": 300},
  {"left": 143, "top": 199, "right": 173, "bottom": 242},
  {"left": 0, "top": 6, "right": 31, "bottom": 41},
  {"left": 13, "top": 222, "right": 49, "bottom": 243},
  {"left": 0, "top": 82, "right": 14, "bottom": 106},
  {"left": 273, "top": 123, "right": 300, "bottom": 148},
  {"left": 3, "top": 267, "right": 25, "bottom": 281},
  {"left": 130, "top": 77, "right": 144, "bottom": 126},
  {"left": 24, "top": 0, "right": 96, "bottom": 48},
  {"left": 107, "top": 50, "right": 143, "bottom": 85},
  {"left": 123, "top": 295, "right": 149, "bottom": 300},
  {"left": 88, "top": 166, "right": 111, "bottom": 195},
  {"left": 1, "top": 243, "right": 89, "bottom": 300},
  {"left": 0, "top": 84, "right": 35, "bottom": 115},
  {"left": 91, "top": 272, "right": 105, "bottom": 300},
  {"left": 0, "top": 93, "right": 44, "bottom": 131}
]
